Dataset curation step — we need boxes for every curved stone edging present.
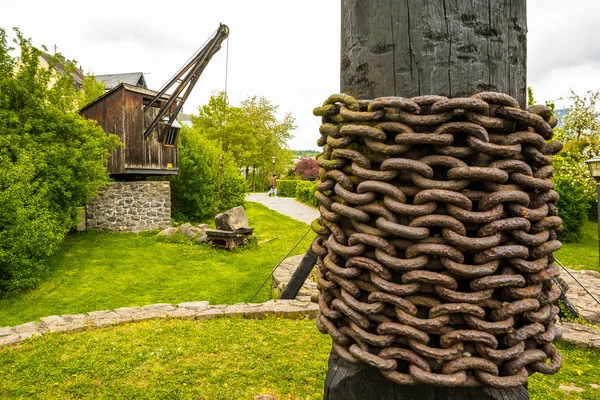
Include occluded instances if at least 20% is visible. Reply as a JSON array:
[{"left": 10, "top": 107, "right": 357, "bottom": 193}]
[
  {"left": 2, "top": 300, "right": 600, "bottom": 352},
  {"left": 0, "top": 299, "right": 318, "bottom": 348}
]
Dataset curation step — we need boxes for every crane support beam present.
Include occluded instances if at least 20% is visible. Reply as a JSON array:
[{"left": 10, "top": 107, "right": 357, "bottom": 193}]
[{"left": 143, "top": 24, "right": 229, "bottom": 140}]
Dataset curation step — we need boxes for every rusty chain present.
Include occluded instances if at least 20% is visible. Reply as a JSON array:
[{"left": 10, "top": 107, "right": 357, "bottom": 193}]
[{"left": 311, "top": 92, "right": 563, "bottom": 388}]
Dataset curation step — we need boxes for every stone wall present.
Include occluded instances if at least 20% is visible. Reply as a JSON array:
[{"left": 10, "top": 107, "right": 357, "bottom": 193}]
[{"left": 86, "top": 181, "right": 171, "bottom": 232}]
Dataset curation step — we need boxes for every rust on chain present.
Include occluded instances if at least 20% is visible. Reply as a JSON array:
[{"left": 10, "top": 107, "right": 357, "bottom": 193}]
[{"left": 311, "top": 92, "right": 563, "bottom": 388}]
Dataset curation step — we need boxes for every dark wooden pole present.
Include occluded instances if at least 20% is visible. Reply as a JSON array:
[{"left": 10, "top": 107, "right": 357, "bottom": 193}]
[
  {"left": 341, "top": 0, "right": 527, "bottom": 107},
  {"left": 326, "top": 0, "right": 529, "bottom": 398},
  {"left": 280, "top": 247, "right": 318, "bottom": 299}
]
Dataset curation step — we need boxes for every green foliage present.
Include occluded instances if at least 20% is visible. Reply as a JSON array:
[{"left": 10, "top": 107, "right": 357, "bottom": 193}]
[
  {"left": 529, "top": 88, "right": 600, "bottom": 240},
  {"left": 191, "top": 92, "right": 296, "bottom": 190},
  {"left": 75, "top": 74, "right": 105, "bottom": 108},
  {"left": 276, "top": 180, "right": 298, "bottom": 197},
  {"left": 0, "top": 28, "right": 119, "bottom": 296},
  {"left": 554, "top": 90, "right": 600, "bottom": 141},
  {"left": 296, "top": 181, "right": 318, "bottom": 207},
  {"left": 527, "top": 86, "right": 535, "bottom": 107},
  {"left": 170, "top": 126, "right": 246, "bottom": 222},
  {"left": 554, "top": 177, "right": 589, "bottom": 242}
]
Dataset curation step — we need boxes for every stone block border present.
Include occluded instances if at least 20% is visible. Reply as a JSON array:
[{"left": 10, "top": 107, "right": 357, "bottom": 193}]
[
  {"left": 0, "top": 300, "right": 317, "bottom": 348},
  {"left": 1, "top": 299, "right": 599, "bottom": 352}
]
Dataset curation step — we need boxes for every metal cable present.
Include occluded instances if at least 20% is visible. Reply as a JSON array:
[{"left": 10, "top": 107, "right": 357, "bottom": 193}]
[
  {"left": 248, "top": 226, "right": 312, "bottom": 303},
  {"left": 555, "top": 258, "right": 600, "bottom": 307}
]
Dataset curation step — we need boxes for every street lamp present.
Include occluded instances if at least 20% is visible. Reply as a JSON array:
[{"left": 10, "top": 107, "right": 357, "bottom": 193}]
[
  {"left": 585, "top": 156, "right": 600, "bottom": 266},
  {"left": 271, "top": 156, "right": 277, "bottom": 165},
  {"left": 585, "top": 156, "right": 600, "bottom": 181}
]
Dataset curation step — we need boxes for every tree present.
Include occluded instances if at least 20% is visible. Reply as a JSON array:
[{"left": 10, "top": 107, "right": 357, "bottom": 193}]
[
  {"left": 191, "top": 92, "right": 296, "bottom": 190},
  {"left": 554, "top": 90, "right": 600, "bottom": 141},
  {"left": 535, "top": 88, "right": 600, "bottom": 238},
  {"left": 295, "top": 156, "right": 319, "bottom": 180},
  {"left": 0, "top": 28, "right": 120, "bottom": 296},
  {"left": 76, "top": 74, "right": 106, "bottom": 108},
  {"left": 169, "top": 126, "right": 245, "bottom": 222}
]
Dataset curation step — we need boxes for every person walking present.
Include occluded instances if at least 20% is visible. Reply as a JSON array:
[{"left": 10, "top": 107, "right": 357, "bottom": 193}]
[{"left": 267, "top": 174, "right": 278, "bottom": 197}]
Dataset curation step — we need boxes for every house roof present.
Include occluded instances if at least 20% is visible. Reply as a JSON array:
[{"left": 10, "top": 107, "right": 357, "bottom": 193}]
[
  {"left": 40, "top": 52, "right": 85, "bottom": 88},
  {"left": 79, "top": 82, "right": 179, "bottom": 112},
  {"left": 94, "top": 72, "right": 147, "bottom": 90}
]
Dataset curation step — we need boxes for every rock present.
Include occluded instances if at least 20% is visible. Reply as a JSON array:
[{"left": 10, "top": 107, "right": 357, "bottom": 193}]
[
  {"left": 197, "top": 223, "right": 209, "bottom": 230},
  {"left": 177, "top": 301, "right": 210, "bottom": 310},
  {"left": 559, "top": 322, "right": 600, "bottom": 349},
  {"left": 157, "top": 227, "right": 177, "bottom": 237},
  {"left": 178, "top": 223, "right": 200, "bottom": 239},
  {"left": 559, "top": 384, "right": 584, "bottom": 393},
  {"left": 215, "top": 206, "right": 249, "bottom": 231},
  {"left": 254, "top": 395, "right": 277, "bottom": 400},
  {"left": 560, "top": 267, "right": 600, "bottom": 323}
]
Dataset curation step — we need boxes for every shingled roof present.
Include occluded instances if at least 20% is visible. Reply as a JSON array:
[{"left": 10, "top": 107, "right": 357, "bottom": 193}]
[{"left": 95, "top": 72, "right": 147, "bottom": 90}]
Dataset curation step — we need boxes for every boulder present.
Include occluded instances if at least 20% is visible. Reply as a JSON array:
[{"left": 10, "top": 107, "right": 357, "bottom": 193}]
[
  {"left": 156, "top": 227, "right": 177, "bottom": 237},
  {"left": 178, "top": 223, "right": 200, "bottom": 240},
  {"left": 215, "top": 206, "right": 249, "bottom": 231},
  {"left": 196, "top": 223, "right": 210, "bottom": 243}
]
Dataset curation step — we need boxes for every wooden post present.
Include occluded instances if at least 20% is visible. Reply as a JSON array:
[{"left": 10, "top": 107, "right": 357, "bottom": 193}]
[
  {"left": 325, "top": 0, "right": 529, "bottom": 398},
  {"left": 341, "top": 0, "right": 527, "bottom": 107},
  {"left": 280, "top": 247, "right": 318, "bottom": 299}
]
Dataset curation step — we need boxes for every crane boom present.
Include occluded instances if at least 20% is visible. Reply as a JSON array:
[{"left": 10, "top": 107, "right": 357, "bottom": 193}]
[{"left": 143, "top": 23, "right": 230, "bottom": 140}]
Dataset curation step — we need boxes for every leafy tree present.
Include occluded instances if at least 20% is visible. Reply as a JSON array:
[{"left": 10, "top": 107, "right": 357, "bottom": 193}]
[
  {"left": 76, "top": 74, "right": 106, "bottom": 108},
  {"left": 170, "top": 126, "right": 245, "bottom": 222},
  {"left": 295, "top": 156, "right": 319, "bottom": 180},
  {"left": 528, "top": 87, "right": 600, "bottom": 241},
  {"left": 0, "top": 28, "right": 120, "bottom": 296},
  {"left": 192, "top": 92, "right": 295, "bottom": 190},
  {"left": 554, "top": 90, "right": 600, "bottom": 141}
]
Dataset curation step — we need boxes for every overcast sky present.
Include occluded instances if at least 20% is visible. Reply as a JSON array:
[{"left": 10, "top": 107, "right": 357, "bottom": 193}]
[{"left": 1, "top": 0, "right": 599, "bottom": 150}]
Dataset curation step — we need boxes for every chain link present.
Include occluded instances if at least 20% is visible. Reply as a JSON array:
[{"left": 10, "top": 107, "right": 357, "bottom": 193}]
[{"left": 312, "top": 92, "right": 563, "bottom": 388}]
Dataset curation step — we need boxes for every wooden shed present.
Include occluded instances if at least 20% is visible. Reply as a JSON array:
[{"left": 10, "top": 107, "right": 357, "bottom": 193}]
[{"left": 80, "top": 83, "right": 180, "bottom": 178}]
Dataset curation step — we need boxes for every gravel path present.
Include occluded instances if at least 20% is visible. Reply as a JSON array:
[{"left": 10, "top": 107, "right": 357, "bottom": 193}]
[{"left": 246, "top": 193, "right": 319, "bottom": 225}]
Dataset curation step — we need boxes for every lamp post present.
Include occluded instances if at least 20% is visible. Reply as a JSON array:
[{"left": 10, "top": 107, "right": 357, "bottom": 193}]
[
  {"left": 585, "top": 156, "right": 600, "bottom": 265},
  {"left": 271, "top": 155, "right": 276, "bottom": 166}
]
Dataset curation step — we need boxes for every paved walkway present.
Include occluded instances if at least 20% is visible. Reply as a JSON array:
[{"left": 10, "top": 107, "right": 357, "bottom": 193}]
[
  {"left": 246, "top": 193, "right": 319, "bottom": 225},
  {"left": 561, "top": 268, "right": 600, "bottom": 323}
]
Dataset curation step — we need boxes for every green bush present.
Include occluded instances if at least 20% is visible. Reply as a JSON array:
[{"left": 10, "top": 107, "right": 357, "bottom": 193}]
[
  {"left": 588, "top": 200, "right": 598, "bottom": 222},
  {"left": 277, "top": 180, "right": 299, "bottom": 197},
  {"left": 170, "top": 127, "right": 246, "bottom": 222},
  {"left": 296, "top": 181, "right": 318, "bottom": 207},
  {"left": 0, "top": 29, "right": 120, "bottom": 296},
  {"left": 555, "top": 177, "right": 590, "bottom": 243}
]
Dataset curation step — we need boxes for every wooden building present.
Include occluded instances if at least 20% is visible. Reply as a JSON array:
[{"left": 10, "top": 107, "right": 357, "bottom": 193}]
[{"left": 80, "top": 83, "right": 180, "bottom": 178}]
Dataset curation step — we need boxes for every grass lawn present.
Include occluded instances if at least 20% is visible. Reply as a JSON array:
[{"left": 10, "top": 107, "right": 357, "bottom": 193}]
[
  {"left": 0, "top": 202, "right": 315, "bottom": 327},
  {"left": 556, "top": 221, "right": 599, "bottom": 272},
  {"left": 0, "top": 318, "right": 599, "bottom": 400}
]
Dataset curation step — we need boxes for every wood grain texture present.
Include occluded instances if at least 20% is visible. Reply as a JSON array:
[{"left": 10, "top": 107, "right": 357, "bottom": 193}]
[
  {"left": 324, "top": 351, "right": 530, "bottom": 400},
  {"left": 340, "top": 0, "right": 527, "bottom": 106}
]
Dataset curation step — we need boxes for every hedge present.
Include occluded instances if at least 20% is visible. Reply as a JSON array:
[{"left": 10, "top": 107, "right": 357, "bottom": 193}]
[
  {"left": 277, "top": 180, "right": 299, "bottom": 197},
  {"left": 296, "top": 181, "right": 318, "bottom": 207},
  {"left": 555, "top": 177, "right": 590, "bottom": 243}
]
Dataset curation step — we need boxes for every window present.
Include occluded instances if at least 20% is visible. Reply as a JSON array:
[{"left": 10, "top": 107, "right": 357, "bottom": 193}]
[{"left": 163, "top": 125, "right": 179, "bottom": 147}]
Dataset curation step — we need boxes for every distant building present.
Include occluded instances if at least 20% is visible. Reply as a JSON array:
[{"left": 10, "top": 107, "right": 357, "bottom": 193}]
[
  {"left": 178, "top": 112, "right": 192, "bottom": 127},
  {"left": 36, "top": 53, "right": 85, "bottom": 90},
  {"left": 95, "top": 72, "right": 147, "bottom": 91}
]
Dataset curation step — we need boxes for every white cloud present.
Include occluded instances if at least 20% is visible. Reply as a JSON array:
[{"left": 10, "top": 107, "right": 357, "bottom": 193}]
[{"left": 2, "top": 0, "right": 598, "bottom": 149}]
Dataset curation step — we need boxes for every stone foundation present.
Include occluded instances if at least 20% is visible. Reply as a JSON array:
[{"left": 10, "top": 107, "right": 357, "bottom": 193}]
[{"left": 86, "top": 181, "right": 171, "bottom": 232}]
